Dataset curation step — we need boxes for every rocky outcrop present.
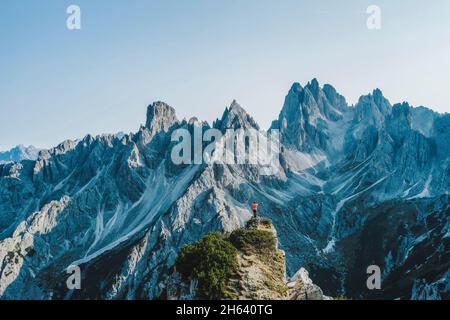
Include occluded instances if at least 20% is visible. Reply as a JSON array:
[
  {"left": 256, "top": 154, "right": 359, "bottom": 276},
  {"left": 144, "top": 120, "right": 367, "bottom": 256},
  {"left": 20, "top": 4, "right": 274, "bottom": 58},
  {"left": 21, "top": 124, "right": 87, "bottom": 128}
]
[
  {"left": 227, "top": 219, "right": 287, "bottom": 300},
  {"left": 0, "top": 196, "right": 70, "bottom": 298},
  {"left": 287, "top": 268, "right": 332, "bottom": 300},
  {"left": 145, "top": 101, "right": 178, "bottom": 135},
  {"left": 166, "top": 218, "right": 331, "bottom": 300}
]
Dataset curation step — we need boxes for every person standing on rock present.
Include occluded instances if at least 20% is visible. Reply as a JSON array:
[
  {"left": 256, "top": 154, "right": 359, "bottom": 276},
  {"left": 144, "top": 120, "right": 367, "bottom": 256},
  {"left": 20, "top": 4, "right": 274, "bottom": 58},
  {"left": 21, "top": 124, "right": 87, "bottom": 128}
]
[{"left": 251, "top": 201, "right": 258, "bottom": 218}]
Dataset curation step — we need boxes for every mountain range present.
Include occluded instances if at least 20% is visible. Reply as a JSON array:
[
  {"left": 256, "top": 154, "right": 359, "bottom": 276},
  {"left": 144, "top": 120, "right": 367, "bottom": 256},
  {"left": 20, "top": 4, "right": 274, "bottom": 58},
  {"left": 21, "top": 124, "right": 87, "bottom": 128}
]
[
  {"left": 0, "top": 145, "right": 40, "bottom": 164},
  {"left": 0, "top": 79, "right": 448, "bottom": 300}
]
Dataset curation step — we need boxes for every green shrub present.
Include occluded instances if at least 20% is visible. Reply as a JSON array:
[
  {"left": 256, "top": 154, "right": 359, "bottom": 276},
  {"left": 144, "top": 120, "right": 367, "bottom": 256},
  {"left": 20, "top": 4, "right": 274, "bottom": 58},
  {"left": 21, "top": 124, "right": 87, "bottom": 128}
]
[
  {"left": 175, "top": 233, "right": 238, "bottom": 299},
  {"left": 228, "top": 228, "right": 276, "bottom": 256}
]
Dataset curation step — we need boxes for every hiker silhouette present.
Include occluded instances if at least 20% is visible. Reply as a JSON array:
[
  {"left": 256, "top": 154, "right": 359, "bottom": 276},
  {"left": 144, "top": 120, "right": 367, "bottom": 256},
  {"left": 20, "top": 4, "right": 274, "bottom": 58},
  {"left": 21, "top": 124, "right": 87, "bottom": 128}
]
[{"left": 251, "top": 201, "right": 258, "bottom": 218}]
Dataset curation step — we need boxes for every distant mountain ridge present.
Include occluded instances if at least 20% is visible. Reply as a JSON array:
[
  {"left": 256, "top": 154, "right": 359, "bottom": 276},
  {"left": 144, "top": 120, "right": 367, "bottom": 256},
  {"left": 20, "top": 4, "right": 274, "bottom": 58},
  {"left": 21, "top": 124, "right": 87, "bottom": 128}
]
[
  {"left": 0, "top": 79, "right": 448, "bottom": 300},
  {"left": 0, "top": 145, "right": 40, "bottom": 164}
]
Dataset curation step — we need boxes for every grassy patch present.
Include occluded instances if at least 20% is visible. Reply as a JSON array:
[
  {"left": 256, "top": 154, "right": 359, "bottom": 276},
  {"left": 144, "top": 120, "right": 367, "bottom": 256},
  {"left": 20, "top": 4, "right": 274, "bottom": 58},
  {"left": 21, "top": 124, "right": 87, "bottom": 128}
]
[
  {"left": 228, "top": 228, "right": 276, "bottom": 257},
  {"left": 176, "top": 233, "right": 238, "bottom": 299}
]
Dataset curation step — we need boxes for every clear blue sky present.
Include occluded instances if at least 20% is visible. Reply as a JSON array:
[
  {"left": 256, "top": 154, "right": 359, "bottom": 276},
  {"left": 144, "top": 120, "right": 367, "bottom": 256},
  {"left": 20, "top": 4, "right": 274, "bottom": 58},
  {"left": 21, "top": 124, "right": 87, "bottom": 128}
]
[{"left": 1, "top": 0, "right": 449, "bottom": 150}]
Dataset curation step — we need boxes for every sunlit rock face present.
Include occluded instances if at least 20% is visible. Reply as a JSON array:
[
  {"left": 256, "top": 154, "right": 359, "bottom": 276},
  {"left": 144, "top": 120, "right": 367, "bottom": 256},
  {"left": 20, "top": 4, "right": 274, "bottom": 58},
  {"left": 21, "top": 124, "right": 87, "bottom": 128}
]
[{"left": 0, "top": 80, "right": 448, "bottom": 300}]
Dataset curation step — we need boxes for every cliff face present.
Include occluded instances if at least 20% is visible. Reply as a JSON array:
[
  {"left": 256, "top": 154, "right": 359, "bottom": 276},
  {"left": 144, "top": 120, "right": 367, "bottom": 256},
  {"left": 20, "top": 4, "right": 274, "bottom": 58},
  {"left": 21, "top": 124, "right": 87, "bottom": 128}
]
[
  {"left": 165, "top": 218, "right": 331, "bottom": 300},
  {"left": 227, "top": 218, "right": 287, "bottom": 300}
]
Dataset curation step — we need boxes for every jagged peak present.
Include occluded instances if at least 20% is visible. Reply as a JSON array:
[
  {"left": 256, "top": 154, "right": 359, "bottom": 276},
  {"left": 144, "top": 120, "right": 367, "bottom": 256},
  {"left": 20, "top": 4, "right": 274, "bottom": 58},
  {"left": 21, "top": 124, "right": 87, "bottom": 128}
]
[
  {"left": 289, "top": 82, "right": 303, "bottom": 94},
  {"left": 323, "top": 83, "right": 348, "bottom": 112},
  {"left": 228, "top": 99, "right": 246, "bottom": 114},
  {"left": 390, "top": 102, "right": 412, "bottom": 121},
  {"left": 37, "top": 139, "right": 77, "bottom": 160},
  {"left": 373, "top": 88, "right": 383, "bottom": 97},
  {"left": 274, "top": 79, "right": 350, "bottom": 151},
  {"left": 357, "top": 88, "right": 385, "bottom": 101},
  {"left": 369, "top": 88, "right": 388, "bottom": 105},
  {"left": 145, "top": 101, "right": 178, "bottom": 133},
  {"left": 281, "top": 80, "right": 345, "bottom": 115},
  {"left": 393, "top": 101, "right": 411, "bottom": 110},
  {"left": 305, "top": 78, "right": 320, "bottom": 99},
  {"left": 288, "top": 79, "right": 320, "bottom": 97},
  {"left": 285, "top": 79, "right": 348, "bottom": 109},
  {"left": 215, "top": 100, "right": 260, "bottom": 131},
  {"left": 309, "top": 77, "right": 319, "bottom": 87},
  {"left": 355, "top": 88, "right": 392, "bottom": 122}
]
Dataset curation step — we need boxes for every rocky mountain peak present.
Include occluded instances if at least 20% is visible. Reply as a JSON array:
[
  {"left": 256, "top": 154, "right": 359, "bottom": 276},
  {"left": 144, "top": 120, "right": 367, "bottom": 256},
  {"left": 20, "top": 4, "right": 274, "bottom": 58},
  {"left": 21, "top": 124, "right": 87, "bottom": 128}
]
[
  {"left": 385, "top": 102, "right": 414, "bottom": 145},
  {"left": 391, "top": 102, "right": 412, "bottom": 122},
  {"left": 322, "top": 83, "right": 348, "bottom": 112},
  {"left": 214, "top": 100, "right": 260, "bottom": 131},
  {"left": 273, "top": 79, "right": 348, "bottom": 151},
  {"left": 354, "top": 89, "right": 392, "bottom": 127},
  {"left": 145, "top": 101, "right": 178, "bottom": 134},
  {"left": 289, "top": 82, "right": 303, "bottom": 94},
  {"left": 305, "top": 78, "right": 320, "bottom": 100}
]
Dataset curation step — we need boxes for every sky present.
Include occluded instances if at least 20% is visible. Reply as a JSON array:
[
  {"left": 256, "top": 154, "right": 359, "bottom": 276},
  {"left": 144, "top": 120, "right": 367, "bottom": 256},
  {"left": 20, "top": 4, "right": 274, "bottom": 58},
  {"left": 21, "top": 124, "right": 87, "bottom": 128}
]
[{"left": 1, "top": 0, "right": 449, "bottom": 150}]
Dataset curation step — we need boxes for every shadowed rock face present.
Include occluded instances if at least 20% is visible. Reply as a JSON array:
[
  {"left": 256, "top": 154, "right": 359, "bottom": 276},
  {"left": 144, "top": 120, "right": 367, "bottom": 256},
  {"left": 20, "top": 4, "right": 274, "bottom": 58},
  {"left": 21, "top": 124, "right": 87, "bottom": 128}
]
[{"left": 0, "top": 79, "right": 448, "bottom": 300}]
